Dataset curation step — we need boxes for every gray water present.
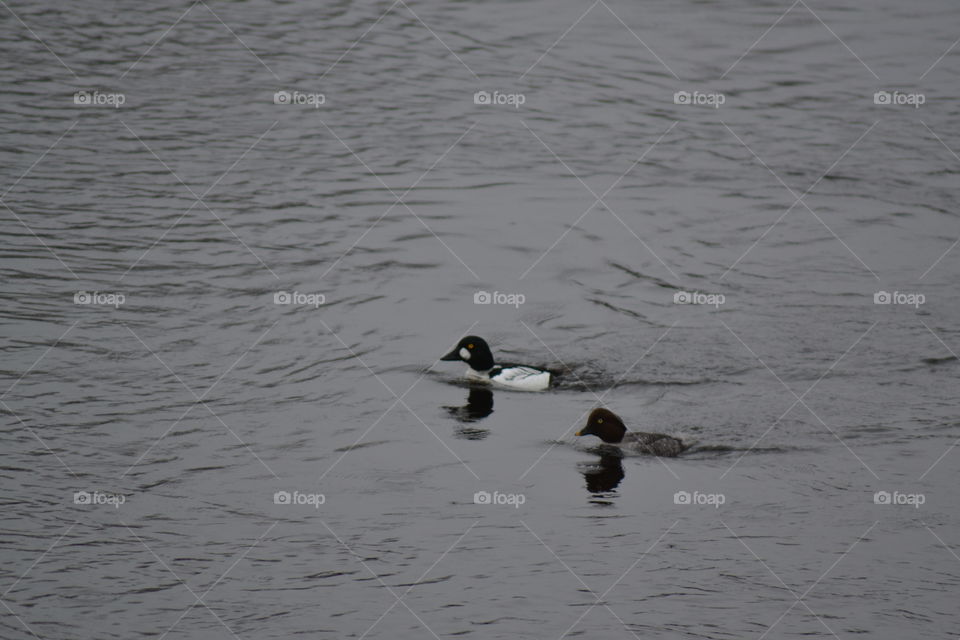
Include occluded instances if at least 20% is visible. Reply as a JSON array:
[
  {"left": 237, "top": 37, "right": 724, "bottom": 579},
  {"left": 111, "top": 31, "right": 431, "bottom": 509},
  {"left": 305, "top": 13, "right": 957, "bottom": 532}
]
[{"left": 2, "top": 1, "right": 960, "bottom": 638}]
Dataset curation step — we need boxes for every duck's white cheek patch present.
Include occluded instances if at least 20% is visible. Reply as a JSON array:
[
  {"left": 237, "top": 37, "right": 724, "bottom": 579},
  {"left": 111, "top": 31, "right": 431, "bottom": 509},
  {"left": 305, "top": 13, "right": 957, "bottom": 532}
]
[{"left": 459, "top": 347, "right": 471, "bottom": 360}]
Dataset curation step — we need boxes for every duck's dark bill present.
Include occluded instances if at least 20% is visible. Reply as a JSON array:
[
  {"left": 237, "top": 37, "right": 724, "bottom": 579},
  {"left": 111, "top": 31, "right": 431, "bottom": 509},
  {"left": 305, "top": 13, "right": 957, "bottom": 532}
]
[{"left": 440, "top": 348, "right": 461, "bottom": 361}]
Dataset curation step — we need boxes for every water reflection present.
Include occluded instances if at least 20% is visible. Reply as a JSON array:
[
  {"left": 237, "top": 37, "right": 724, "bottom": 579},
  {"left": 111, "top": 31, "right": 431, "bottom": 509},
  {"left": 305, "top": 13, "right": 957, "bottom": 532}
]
[
  {"left": 579, "top": 452, "right": 624, "bottom": 502},
  {"left": 445, "top": 387, "right": 494, "bottom": 439}
]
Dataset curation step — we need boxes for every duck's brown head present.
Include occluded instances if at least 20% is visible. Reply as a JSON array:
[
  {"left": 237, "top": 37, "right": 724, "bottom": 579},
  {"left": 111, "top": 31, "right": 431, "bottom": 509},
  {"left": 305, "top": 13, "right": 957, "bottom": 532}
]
[{"left": 576, "top": 408, "right": 627, "bottom": 444}]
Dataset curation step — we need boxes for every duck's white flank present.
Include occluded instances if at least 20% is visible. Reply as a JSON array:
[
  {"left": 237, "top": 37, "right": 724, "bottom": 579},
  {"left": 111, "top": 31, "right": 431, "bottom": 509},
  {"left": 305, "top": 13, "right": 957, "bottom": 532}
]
[{"left": 465, "top": 366, "right": 550, "bottom": 391}]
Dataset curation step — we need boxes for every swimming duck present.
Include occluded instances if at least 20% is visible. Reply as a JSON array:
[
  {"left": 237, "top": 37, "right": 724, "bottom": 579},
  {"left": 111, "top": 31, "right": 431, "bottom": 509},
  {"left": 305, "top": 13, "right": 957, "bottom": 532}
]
[
  {"left": 575, "top": 408, "right": 688, "bottom": 457},
  {"left": 440, "top": 336, "right": 551, "bottom": 391}
]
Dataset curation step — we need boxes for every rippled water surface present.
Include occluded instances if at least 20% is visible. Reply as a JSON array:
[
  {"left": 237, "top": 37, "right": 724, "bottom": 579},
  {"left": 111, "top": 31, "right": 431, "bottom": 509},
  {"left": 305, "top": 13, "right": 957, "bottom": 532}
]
[{"left": 2, "top": 1, "right": 960, "bottom": 638}]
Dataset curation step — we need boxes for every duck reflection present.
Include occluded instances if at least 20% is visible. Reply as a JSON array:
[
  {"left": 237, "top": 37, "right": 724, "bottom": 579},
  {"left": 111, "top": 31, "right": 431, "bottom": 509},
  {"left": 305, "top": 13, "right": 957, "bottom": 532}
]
[
  {"left": 579, "top": 452, "right": 624, "bottom": 498},
  {"left": 444, "top": 387, "right": 494, "bottom": 439}
]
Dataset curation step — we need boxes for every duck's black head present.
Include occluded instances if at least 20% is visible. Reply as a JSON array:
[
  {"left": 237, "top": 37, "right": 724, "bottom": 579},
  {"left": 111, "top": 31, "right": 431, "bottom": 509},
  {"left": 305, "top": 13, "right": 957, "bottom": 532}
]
[
  {"left": 440, "top": 336, "right": 495, "bottom": 371},
  {"left": 576, "top": 408, "right": 627, "bottom": 444}
]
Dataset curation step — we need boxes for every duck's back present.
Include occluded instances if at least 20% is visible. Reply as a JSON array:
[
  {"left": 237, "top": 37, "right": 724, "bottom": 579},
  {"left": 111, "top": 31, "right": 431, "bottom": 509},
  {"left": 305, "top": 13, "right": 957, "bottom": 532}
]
[{"left": 623, "top": 432, "right": 688, "bottom": 457}]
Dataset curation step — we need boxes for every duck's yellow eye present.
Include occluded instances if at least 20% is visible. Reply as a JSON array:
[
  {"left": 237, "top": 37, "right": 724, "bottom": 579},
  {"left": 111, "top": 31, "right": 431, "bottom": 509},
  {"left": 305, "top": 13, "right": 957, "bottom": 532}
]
[
  {"left": 467, "top": 344, "right": 474, "bottom": 349},
  {"left": 597, "top": 418, "right": 603, "bottom": 423}
]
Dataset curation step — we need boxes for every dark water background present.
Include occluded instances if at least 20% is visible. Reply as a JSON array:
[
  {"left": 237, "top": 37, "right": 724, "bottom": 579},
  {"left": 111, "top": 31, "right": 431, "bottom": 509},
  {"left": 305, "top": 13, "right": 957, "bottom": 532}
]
[{"left": 2, "top": 1, "right": 960, "bottom": 638}]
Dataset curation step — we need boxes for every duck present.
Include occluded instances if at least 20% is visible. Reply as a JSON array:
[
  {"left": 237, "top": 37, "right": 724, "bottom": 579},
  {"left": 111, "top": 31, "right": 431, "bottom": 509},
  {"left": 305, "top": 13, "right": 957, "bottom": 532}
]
[
  {"left": 575, "top": 408, "right": 689, "bottom": 457},
  {"left": 440, "top": 336, "right": 551, "bottom": 391}
]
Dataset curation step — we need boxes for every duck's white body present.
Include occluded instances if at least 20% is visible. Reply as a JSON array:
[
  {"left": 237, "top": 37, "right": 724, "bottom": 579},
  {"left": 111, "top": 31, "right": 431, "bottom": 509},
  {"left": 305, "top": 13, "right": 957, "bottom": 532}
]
[{"left": 465, "top": 366, "right": 551, "bottom": 392}]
